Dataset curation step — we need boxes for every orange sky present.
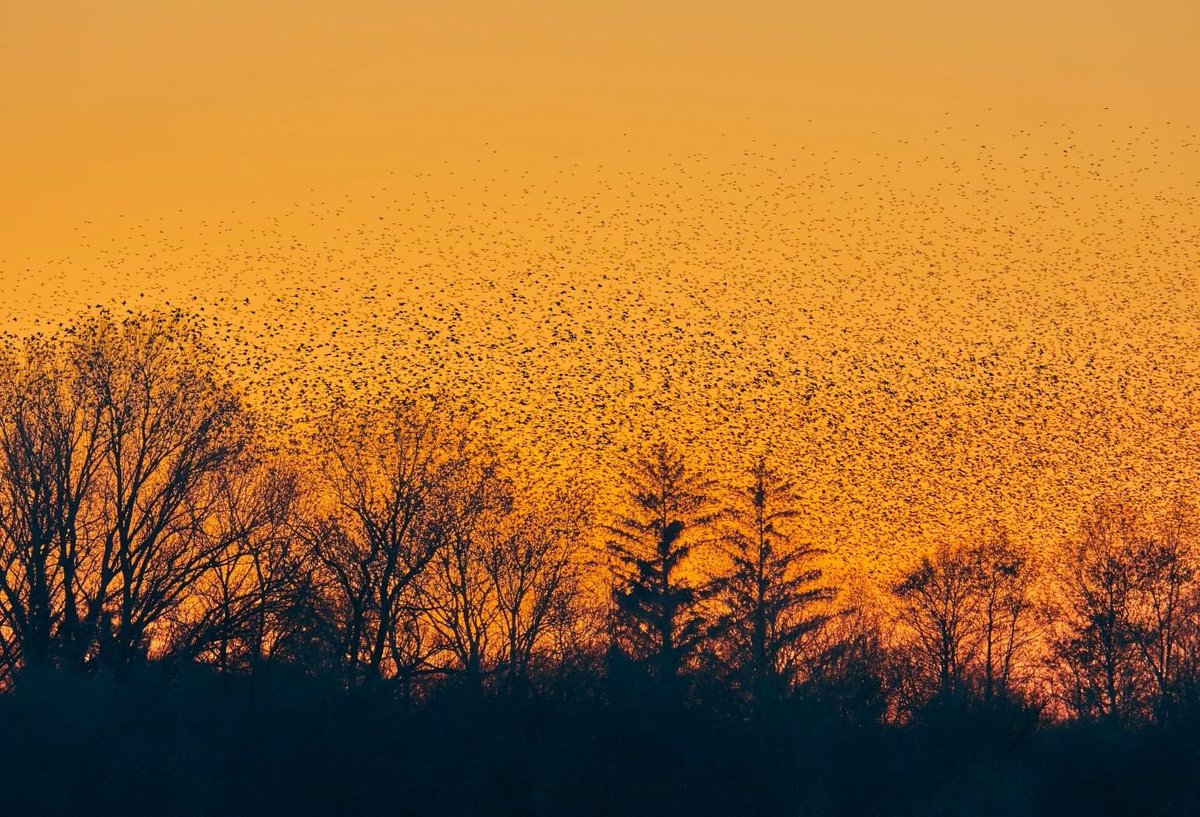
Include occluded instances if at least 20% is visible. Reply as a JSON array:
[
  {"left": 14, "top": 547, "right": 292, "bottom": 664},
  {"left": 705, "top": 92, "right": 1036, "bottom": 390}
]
[
  {"left": 3, "top": 1, "right": 1200, "bottom": 581},
  {"left": 3, "top": 0, "right": 1198, "bottom": 260}
]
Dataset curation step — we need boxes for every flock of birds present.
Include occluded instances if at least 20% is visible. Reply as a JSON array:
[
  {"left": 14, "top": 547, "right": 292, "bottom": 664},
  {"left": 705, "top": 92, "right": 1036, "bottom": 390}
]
[{"left": 4, "top": 121, "right": 1198, "bottom": 581}]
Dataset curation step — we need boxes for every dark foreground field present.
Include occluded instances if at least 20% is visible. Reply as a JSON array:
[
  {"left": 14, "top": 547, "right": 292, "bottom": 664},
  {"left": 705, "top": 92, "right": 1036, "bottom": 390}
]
[{"left": 2, "top": 668, "right": 1198, "bottom": 817}]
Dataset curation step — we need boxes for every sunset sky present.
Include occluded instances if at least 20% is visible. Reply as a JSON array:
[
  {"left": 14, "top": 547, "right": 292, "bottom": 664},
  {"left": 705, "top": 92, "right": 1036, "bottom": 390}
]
[
  {"left": 3, "top": 0, "right": 1199, "bottom": 578},
  {"left": 4, "top": 0, "right": 1197, "bottom": 259}
]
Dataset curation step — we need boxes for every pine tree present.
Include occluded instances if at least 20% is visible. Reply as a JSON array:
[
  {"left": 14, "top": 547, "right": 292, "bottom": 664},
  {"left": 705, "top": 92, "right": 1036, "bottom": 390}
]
[
  {"left": 715, "top": 456, "right": 836, "bottom": 705},
  {"left": 606, "top": 441, "right": 719, "bottom": 688}
]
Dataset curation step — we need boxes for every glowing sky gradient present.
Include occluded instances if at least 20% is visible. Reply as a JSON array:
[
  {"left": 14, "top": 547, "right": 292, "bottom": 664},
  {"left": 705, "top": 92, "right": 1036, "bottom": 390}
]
[
  {"left": 4, "top": 0, "right": 1198, "bottom": 258},
  {"left": 3, "top": 1, "right": 1199, "bottom": 580}
]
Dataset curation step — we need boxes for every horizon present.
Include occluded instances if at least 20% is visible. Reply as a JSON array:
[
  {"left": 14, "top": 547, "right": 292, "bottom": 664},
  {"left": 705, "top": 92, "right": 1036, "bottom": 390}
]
[{"left": 3, "top": 4, "right": 1200, "bottom": 815}]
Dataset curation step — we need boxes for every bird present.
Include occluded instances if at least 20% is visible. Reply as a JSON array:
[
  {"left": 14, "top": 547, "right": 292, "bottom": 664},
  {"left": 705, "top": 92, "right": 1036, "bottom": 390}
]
[{"left": 2, "top": 119, "right": 1198, "bottom": 589}]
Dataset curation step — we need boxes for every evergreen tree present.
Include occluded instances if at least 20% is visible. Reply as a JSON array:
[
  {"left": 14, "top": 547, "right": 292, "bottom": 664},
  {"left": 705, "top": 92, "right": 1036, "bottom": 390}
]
[
  {"left": 606, "top": 441, "right": 719, "bottom": 688},
  {"left": 715, "top": 456, "right": 836, "bottom": 705}
]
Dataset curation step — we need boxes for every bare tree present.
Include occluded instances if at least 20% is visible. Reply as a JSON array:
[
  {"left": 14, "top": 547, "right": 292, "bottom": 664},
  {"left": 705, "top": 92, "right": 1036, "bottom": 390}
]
[
  {"left": 0, "top": 311, "right": 250, "bottom": 675},
  {"left": 295, "top": 513, "right": 367, "bottom": 681},
  {"left": 74, "top": 311, "right": 250, "bottom": 670},
  {"left": 165, "top": 457, "right": 303, "bottom": 672},
  {"left": 424, "top": 452, "right": 507, "bottom": 690},
  {"left": 973, "top": 525, "right": 1038, "bottom": 705},
  {"left": 893, "top": 541, "right": 984, "bottom": 702},
  {"left": 1129, "top": 499, "right": 1199, "bottom": 721},
  {"left": 306, "top": 394, "right": 470, "bottom": 686},
  {"left": 483, "top": 482, "right": 592, "bottom": 694},
  {"left": 0, "top": 332, "right": 104, "bottom": 677},
  {"left": 1049, "top": 497, "right": 1148, "bottom": 721}
]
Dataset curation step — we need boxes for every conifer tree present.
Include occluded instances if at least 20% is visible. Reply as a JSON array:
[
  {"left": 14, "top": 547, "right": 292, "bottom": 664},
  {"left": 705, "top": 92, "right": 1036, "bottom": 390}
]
[
  {"left": 715, "top": 456, "right": 836, "bottom": 704},
  {"left": 606, "top": 441, "right": 719, "bottom": 687}
]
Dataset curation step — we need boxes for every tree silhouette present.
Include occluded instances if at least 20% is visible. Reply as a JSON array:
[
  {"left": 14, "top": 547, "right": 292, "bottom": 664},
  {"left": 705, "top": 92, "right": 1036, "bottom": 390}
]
[
  {"left": 164, "top": 458, "right": 302, "bottom": 672},
  {"left": 425, "top": 449, "right": 507, "bottom": 691},
  {"left": 1049, "top": 498, "right": 1147, "bottom": 721},
  {"left": 82, "top": 312, "right": 250, "bottom": 671},
  {"left": 1129, "top": 499, "right": 1200, "bottom": 721},
  {"left": 0, "top": 331, "right": 104, "bottom": 676},
  {"left": 606, "top": 441, "right": 719, "bottom": 691},
  {"left": 305, "top": 394, "right": 472, "bottom": 686},
  {"left": 483, "top": 482, "right": 591, "bottom": 695},
  {"left": 893, "top": 541, "right": 984, "bottom": 704},
  {"left": 713, "top": 455, "right": 836, "bottom": 706},
  {"left": 0, "top": 311, "right": 251, "bottom": 675},
  {"left": 973, "top": 525, "right": 1037, "bottom": 705},
  {"left": 5, "top": 307, "right": 1200, "bottom": 816}
]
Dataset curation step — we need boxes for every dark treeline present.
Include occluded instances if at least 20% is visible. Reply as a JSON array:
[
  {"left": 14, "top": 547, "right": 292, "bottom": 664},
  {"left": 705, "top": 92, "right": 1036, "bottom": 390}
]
[{"left": 2, "top": 309, "right": 1200, "bottom": 816}]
